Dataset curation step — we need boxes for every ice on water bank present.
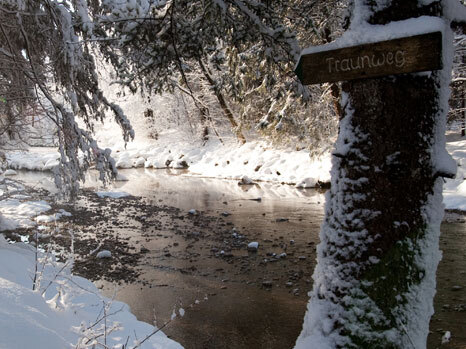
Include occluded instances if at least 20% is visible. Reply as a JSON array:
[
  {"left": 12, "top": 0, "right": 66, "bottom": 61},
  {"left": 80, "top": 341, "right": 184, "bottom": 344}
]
[
  {"left": 96, "top": 249, "right": 112, "bottom": 258},
  {"left": 0, "top": 192, "right": 73, "bottom": 231},
  {"left": 35, "top": 213, "right": 62, "bottom": 223},
  {"left": 34, "top": 209, "right": 71, "bottom": 223},
  {"left": 0, "top": 199, "right": 51, "bottom": 231},
  {"left": 96, "top": 191, "right": 130, "bottom": 199}
]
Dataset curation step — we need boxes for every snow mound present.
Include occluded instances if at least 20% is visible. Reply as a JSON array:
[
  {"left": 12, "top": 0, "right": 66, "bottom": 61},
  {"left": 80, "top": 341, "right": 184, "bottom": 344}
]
[
  {"left": 239, "top": 176, "right": 254, "bottom": 185},
  {"left": 7, "top": 151, "right": 60, "bottom": 171},
  {"left": 443, "top": 137, "right": 466, "bottom": 210},
  {"left": 442, "top": 331, "right": 451, "bottom": 344},
  {"left": 296, "top": 177, "right": 318, "bottom": 189},
  {"left": 116, "top": 157, "right": 133, "bottom": 169},
  {"left": 58, "top": 209, "right": 72, "bottom": 217},
  {"left": 0, "top": 236, "right": 183, "bottom": 349},
  {"left": 96, "top": 250, "right": 112, "bottom": 259},
  {"left": 0, "top": 199, "right": 51, "bottom": 231},
  {"left": 96, "top": 191, "right": 130, "bottom": 199},
  {"left": 35, "top": 213, "right": 62, "bottom": 223},
  {"left": 3, "top": 138, "right": 333, "bottom": 190}
]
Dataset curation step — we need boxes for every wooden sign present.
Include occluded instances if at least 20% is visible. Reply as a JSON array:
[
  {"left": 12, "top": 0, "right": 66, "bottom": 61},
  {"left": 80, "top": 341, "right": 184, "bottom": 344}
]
[{"left": 295, "top": 32, "right": 442, "bottom": 85}]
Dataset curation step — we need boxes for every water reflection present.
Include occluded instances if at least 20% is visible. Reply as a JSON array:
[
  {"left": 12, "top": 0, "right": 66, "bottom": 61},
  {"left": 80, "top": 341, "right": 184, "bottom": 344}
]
[
  {"left": 87, "top": 169, "right": 326, "bottom": 349},
  {"left": 14, "top": 169, "right": 465, "bottom": 348}
]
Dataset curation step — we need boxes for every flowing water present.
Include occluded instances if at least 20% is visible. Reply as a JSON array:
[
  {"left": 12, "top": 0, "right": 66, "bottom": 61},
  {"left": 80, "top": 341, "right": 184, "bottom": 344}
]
[
  {"left": 12, "top": 169, "right": 466, "bottom": 349},
  {"left": 92, "top": 169, "right": 326, "bottom": 349}
]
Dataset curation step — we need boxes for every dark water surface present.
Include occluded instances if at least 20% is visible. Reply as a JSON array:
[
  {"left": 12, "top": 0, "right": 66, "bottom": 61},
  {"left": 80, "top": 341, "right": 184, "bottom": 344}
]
[
  {"left": 429, "top": 215, "right": 466, "bottom": 349},
  {"left": 94, "top": 169, "right": 326, "bottom": 349},
  {"left": 14, "top": 169, "right": 466, "bottom": 349}
]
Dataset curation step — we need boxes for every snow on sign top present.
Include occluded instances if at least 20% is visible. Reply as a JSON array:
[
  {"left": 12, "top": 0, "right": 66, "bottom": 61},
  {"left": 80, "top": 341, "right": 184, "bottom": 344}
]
[{"left": 295, "top": 31, "right": 442, "bottom": 85}]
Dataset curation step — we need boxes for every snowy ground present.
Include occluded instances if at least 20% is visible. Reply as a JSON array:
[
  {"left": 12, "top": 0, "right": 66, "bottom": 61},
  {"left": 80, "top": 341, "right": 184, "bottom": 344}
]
[
  {"left": 0, "top": 89, "right": 333, "bottom": 349},
  {"left": 0, "top": 179, "right": 183, "bottom": 349},
  {"left": 5, "top": 130, "right": 466, "bottom": 209},
  {"left": 0, "top": 236, "right": 183, "bottom": 349},
  {"left": 6, "top": 135, "right": 331, "bottom": 189},
  {"left": 1, "top": 132, "right": 464, "bottom": 349},
  {"left": 6, "top": 77, "right": 332, "bottom": 189},
  {"left": 1, "top": 112, "right": 465, "bottom": 349},
  {"left": 443, "top": 132, "right": 466, "bottom": 210},
  {"left": 4, "top": 85, "right": 464, "bottom": 199}
]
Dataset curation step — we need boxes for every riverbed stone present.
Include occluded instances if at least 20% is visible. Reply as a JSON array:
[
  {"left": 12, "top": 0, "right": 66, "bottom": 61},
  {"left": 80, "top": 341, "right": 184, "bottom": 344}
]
[{"left": 262, "top": 280, "right": 273, "bottom": 288}]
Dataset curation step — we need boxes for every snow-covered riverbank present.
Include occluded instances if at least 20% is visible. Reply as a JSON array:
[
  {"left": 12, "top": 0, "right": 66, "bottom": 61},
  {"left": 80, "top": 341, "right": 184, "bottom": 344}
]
[
  {"left": 0, "top": 179, "right": 183, "bottom": 349},
  {"left": 6, "top": 137, "right": 331, "bottom": 189},
  {"left": 1, "top": 133, "right": 332, "bottom": 349},
  {"left": 0, "top": 235, "right": 183, "bottom": 348},
  {"left": 1, "top": 129, "right": 465, "bottom": 348},
  {"left": 443, "top": 133, "right": 466, "bottom": 210},
  {"left": 5, "top": 131, "right": 466, "bottom": 209}
]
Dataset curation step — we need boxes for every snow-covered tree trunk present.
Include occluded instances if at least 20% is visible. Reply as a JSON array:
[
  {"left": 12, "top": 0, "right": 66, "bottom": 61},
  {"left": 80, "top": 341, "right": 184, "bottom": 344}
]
[{"left": 296, "top": 1, "right": 462, "bottom": 348}]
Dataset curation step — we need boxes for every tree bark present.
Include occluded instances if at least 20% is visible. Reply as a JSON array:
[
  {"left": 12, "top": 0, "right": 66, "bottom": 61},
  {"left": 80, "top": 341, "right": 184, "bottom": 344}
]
[
  {"left": 296, "top": 1, "right": 455, "bottom": 348},
  {"left": 198, "top": 59, "right": 247, "bottom": 144},
  {"left": 462, "top": 82, "right": 465, "bottom": 137},
  {"left": 462, "top": 55, "right": 466, "bottom": 137}
]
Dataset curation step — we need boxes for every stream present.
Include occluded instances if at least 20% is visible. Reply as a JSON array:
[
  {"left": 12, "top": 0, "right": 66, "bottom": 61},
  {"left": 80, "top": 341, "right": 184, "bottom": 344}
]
[{"left": 11, "top": 169, "right": 466, "bottom": 349}]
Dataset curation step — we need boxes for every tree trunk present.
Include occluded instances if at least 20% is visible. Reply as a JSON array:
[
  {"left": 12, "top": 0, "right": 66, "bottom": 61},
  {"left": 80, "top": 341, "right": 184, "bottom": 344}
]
[
  {"left": 462, "top": 80, "right": 465, "bottom": 137},
  {"left": 296, "top": 1, "right": 456, "bottom": 348},
  {"left": 198, "top": 59, "right": 247, "bottom": 144},
  {"left": 461, "top": 43, "right": 466, "bottom": 137}
]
